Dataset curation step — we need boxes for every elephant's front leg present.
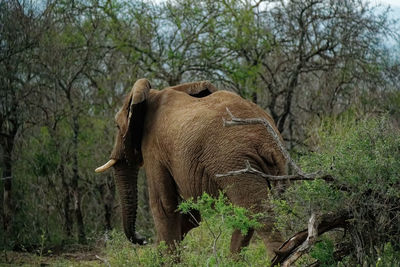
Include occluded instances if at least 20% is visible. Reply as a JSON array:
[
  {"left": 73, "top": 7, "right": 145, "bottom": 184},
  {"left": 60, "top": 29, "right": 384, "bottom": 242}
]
[{"left": 146, "top": 165, "right": 183, "bottom": 248}]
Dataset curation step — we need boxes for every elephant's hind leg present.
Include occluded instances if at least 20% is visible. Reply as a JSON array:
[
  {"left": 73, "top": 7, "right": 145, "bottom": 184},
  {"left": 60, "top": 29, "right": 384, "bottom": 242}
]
[
  {"left": 219, "top": 174, "right": 284, "bottom": 257},
  {"left": 230, "top": 228, "right": 254, "bottom": 254},
  {"left": 256, "top": 223, "right": 284, "bottom": 258}
]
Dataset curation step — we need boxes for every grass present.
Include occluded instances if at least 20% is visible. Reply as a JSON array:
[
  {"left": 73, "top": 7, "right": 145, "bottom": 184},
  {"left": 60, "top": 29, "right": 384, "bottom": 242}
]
[
  {"left": 1, "top": 193, "right": 273, "bottom": 266},
  {"left": 0, "top": 250, "right": 102, "bottom": 266},
  {"left": 1, "top": 225, "right": 271, "bottom": 266},
  {"left": 102, "top": 225, "right": 271, "bottom": 267}
]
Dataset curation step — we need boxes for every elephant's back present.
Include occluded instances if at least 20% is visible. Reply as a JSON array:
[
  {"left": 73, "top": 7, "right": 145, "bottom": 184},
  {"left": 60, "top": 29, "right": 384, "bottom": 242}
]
[{"left": 205, "top": 90, "right": 272, "bottom": 120}]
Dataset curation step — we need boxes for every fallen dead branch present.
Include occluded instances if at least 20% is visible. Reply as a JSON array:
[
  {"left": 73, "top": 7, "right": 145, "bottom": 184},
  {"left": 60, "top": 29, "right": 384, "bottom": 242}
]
[
  {"left": 281, "top": 212, "right": 319, "bottom": 267},
  {"left": 271, "top": 211, "right": 351, "bottom": 267}
]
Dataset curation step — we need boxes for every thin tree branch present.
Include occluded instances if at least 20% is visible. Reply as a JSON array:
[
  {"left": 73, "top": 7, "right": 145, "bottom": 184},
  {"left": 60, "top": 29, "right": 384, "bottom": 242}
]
[
  {"left": 216, "top": 160, "right": 328, "bottom": 183},
  {"left": 222, "top": 108, "right": 310, "bottom": 177}
]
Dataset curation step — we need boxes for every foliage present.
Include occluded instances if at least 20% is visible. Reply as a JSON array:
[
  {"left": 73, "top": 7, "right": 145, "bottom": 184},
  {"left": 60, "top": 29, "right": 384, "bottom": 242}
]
[
  {"left": 310, "top": 237, "right": 336, "bottom": 266},
  {"left": 178, "top": 192, "right": 262, "bottom": 265},
  {"left": 274, "top": 114, "right": 400, "bottom": 264},
  {"left": 0, "top": 0, "right": 399, "bottom": 263},
  {"left": 104, "top": 230, "right": 173, "bottom": 267},
  {"left": 100, "top": 193, "right": 271, "bottom": 266},
  {"left": 102, "top": 228, "right": 273, "bottom": 267},
  {"left": 179, "top": 192, "right": 262, "bottom": 235},
  {"left": 375, "top": 243, "right": 400, "bottom": 267}
]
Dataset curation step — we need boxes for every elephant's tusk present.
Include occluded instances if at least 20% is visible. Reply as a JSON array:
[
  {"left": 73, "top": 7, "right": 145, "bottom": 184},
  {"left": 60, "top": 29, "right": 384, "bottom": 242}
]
[{"left": 95, "top": 159, "right": 117, "bottom": 173}]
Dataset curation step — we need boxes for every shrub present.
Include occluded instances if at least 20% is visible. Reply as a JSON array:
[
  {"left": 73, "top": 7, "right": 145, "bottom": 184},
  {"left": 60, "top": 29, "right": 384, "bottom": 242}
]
[
  {"left": 103, "top": 192, "right": 271, "bottom": 266},
  {"left": 178, "top": 191, "right": 263, "bottom": 265},
  {"left": 274, "top": 115, "right": 400, "bottom": 264}
]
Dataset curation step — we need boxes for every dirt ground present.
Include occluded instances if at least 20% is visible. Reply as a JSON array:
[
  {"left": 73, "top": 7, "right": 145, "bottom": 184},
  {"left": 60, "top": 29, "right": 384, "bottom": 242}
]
[{"left": 0, "top": 248, "right": 104, "bottom": 266}]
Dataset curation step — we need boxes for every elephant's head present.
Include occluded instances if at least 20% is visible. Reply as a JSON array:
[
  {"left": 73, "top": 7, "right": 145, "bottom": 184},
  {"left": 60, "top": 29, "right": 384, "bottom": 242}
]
[{"left": 95, "top": 78, "right": 150, "bottom": 244}]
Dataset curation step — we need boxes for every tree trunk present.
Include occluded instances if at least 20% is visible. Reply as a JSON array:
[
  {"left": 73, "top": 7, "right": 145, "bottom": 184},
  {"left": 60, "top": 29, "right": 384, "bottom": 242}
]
[
  {"left": 60, "top": 163, "right": 73, "bottom": 237},
  {"left": 2, "top": 152, "right": 13, "bottom": 233},
  {"left": 71, "top": 113, "right": 86, "bottom": 243},
  {"left": 97, "top": 173, "right": 116, "bottom": 231},
  {"left": 2, "top": 128, "right": 17, "bottom": 236}
]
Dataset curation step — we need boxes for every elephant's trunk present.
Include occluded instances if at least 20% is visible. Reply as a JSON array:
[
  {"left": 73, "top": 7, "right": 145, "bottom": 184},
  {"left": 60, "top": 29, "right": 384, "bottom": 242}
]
[{"left": 113, "top": 160, "right": 145, "bottom": 244}]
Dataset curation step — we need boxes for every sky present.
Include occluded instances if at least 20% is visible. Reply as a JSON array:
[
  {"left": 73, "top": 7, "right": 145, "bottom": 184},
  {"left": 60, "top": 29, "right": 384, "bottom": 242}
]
[
  {"left": 376, "top": 0, "right": 400, "bottom": 43},
  {"left": 378, "top": 0, "right": 400, "bottom": 8},
  {"left": 377, "top": 0, "right": 400, "bottom": 18},
  {"left": 149, "top": 0, "right": 400, "bottom": 19}
]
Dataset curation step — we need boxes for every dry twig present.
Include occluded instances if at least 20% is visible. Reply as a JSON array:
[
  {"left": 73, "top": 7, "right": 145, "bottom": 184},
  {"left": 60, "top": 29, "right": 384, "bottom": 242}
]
[
  {"left": 95, "top": 255, "right": 111, "bottom": 267},
  {"left": 215, "top": 160, "right": 328, "bottom": 182},
  {"left": 222, "top": 107, "right": 307, "bottom": 177},
  {"left": 218, "top": 108, "right": 331, "bottom": 183}
]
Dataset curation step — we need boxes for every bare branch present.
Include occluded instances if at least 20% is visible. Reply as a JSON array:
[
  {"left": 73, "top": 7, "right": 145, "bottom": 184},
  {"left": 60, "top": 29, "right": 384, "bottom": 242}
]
[
  {"left": 222, "top": 108, "right": 312, "bottom": 177},
  {"left": 215, "top": 160, "right": 326, "bottom": 183},
  {"left": 217, "top": 109, "right": 336, "bottom": 185},
  {"left": 187, "top": 210, "right": 200, "bottom": 226}
]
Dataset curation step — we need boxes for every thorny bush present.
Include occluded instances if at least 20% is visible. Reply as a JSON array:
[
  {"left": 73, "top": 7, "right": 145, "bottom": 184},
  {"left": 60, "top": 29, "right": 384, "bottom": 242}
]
[{"left": 273, "top": 115, "right": 400, "bottom": 265}]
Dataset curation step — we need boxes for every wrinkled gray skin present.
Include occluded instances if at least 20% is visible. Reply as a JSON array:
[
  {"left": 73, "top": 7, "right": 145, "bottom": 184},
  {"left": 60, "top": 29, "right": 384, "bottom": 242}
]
[{"left": 98, "top": 79, "right": 287, "bottom": 256}]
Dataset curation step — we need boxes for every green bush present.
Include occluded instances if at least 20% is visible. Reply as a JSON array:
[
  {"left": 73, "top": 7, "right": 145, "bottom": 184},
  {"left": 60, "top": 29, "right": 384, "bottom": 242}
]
[
  {"left": 178, "top": 192, "right": 263, "bottom": 265},
  {"left": 102, "top": 192, "right": 272, "bottom": 266},
  {"left": 375, "top": 242, "right": 400, "bottom": 267},
  {"left": 310, "top": 237, "right": 335, "bottom": 266},
  {"left": 274, "top": 115, "right": 400, "bottom": 264},
  {"left": 178, "top": 192, "right": 262, "bottom": 236}
]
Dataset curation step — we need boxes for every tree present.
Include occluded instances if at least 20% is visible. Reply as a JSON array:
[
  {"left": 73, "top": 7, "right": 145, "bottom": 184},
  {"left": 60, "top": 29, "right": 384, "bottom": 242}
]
[
  {"left": 0, "top": 0, "right": 52, "bottom": 237},
  {"left": 215, "top": 0, "right": 397, "bottom": 148},
  {"left": 101, "top": 0, "right": 232, "bottom": 87}
]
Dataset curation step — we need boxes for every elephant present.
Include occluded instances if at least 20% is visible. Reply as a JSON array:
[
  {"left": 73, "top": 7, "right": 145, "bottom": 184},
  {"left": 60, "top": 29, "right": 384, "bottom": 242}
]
[{"left": 95, "top": 78, "right": 287, "bottom": 257}]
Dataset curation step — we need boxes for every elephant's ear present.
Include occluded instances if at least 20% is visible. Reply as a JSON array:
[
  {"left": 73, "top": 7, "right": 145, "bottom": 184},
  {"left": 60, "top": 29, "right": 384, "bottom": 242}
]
[
  {"left": 167, "top": 81, "right": 218, "bottom": 98},
  {"left": 117, "top": 78, "right": 151, "bottom": 161}
]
